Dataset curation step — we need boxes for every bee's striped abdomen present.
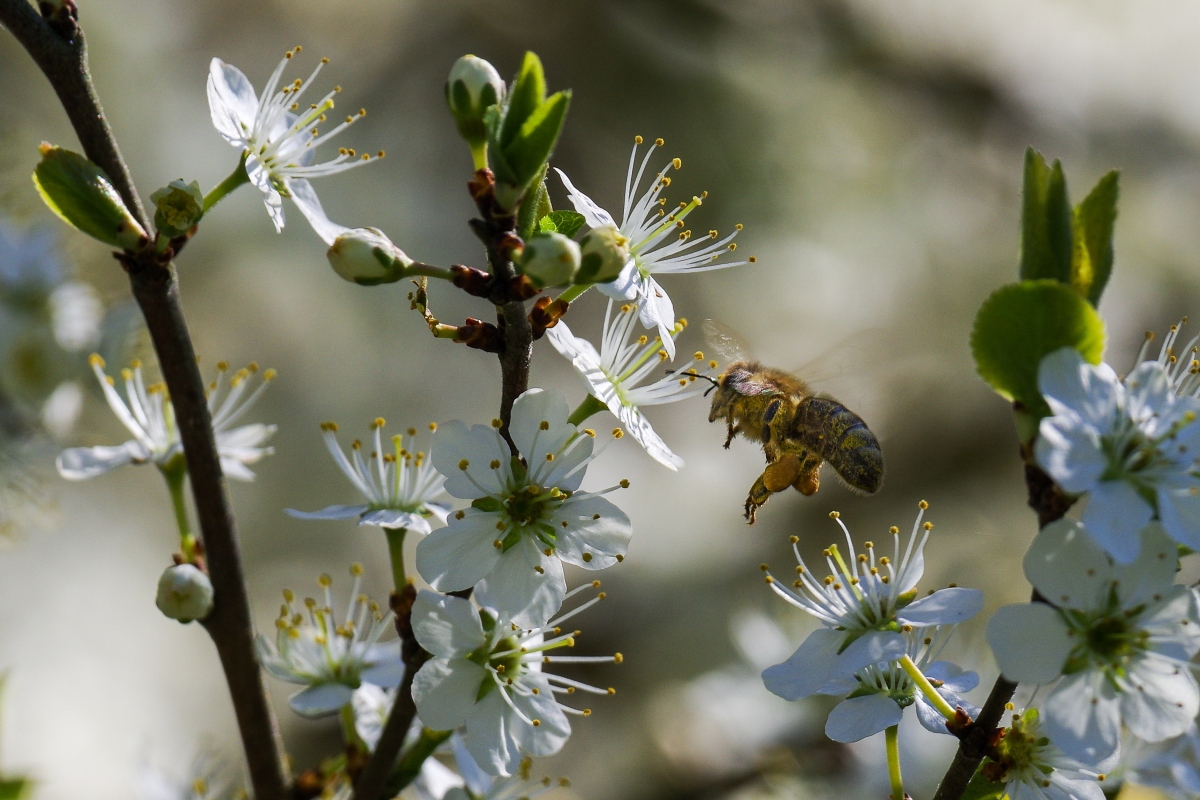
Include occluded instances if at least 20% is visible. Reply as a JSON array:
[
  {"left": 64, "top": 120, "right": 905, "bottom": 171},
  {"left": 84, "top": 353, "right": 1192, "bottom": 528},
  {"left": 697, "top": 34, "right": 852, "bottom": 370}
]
[{"left": 792, "top": 397, "right": 884, "bottom": 494}]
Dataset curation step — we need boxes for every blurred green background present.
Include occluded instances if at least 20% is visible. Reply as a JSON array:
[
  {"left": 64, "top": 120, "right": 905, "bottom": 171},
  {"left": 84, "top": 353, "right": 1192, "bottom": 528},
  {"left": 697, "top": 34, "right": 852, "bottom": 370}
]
[{"left": 2, "top": 0, "right": 1199, "bottom": 798}]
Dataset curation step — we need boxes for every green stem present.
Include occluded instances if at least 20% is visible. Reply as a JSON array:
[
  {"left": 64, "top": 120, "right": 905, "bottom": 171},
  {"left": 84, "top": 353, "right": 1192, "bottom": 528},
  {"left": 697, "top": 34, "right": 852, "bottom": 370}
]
[
  {"left": 340, "top": 703, "right": 368, "bottom": 753},
  {"left": 384, "top": 527, "right": 407, "bottom": 591},
  {"left": 470, "top": 143, "right": 488, "bottom": 173},
  {"left": 387, "top": 728, "right": 452, "bottom": 793},
  {"left": 557, "top": 283, "right": 592, "bottom": 304},
  {"left": 161, "top": 459, "right": 196, "bottom": 562},
  {"left": 886, "top": 724, "right": 905, "bottom": 800},
  {"left": 404, "top": 262, "right": 455, "bottom": 281},
  {"left": 899, "top": 654, "right": 957, "bottom": 721},
  {"left": 202, "top": 154, "right": 250, "bottom": 214},
  {"left": 568, "top": 394, "right": 607, "bottom": 427}
]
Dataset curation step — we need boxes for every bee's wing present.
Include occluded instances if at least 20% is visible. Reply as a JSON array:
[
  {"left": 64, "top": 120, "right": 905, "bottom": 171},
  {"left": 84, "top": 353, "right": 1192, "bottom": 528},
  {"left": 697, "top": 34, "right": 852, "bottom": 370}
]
[
  {"left": 703, "top": 319, "right": 754, "bottom": 365},
  {"left": 790, "top": 327, "right": 887, "bottom": 389}
]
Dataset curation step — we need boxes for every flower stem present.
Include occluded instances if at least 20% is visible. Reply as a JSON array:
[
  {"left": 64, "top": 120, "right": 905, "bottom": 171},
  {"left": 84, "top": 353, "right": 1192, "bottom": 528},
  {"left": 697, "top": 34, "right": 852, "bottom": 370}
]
[
  {"left": 404, "top": 262, "right": 455, "bottom": 281},
  {"left": 203, "top": 154, "right": 250, "bottom": 214},
  {"left": 900, "top": 654, "right": 957, "bottom": 721},
  {"left": 161, "top": 459, "right": 196, "bottom": 562},
  {"left": 340, "top": 702, "right": 368, "bottom": 754},
  {"left": 384, "top": 527, "right": 407, "bottom": 591},
  {"left": 470, "top": 142, "right": 488, "bottom": 173},
  {"left": 557, "top": 283, "right": 592, "bottom": 304},
  {"left": 386, "top": 728, "right": 453, "bottom": 793},
  {"left": 886, "top": 724, "right": 905, "bottom": 800},
  {"left": 568, "top": 394, "right": 607, "bottom": 426}
]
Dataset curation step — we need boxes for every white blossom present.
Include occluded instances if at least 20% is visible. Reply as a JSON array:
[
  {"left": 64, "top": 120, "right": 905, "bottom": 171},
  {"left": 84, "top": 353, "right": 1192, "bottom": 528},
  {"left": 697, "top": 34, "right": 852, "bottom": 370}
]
[
  {"left": 986, "top": 519, "right": 1200, "bottom": 763},
  {"left": 410, "top": 586, "right": 618, "bottom": 776},
  {"left": 1121, "top": 725, "right": 1200, "bottom": 799},
  {"left": 810, "top": 626, "right": 979, "bottom": 743},
  {"left": 1135, "top": 319, "right": 1200, "bottom": 400},
  {"left": 287, "top": 418, "right": 448, "bottom": 533},
  {"left": 257, "top": 565, "right": 404, "bottom": 718},
  {"left": 547, "top": 299, "right": 720, "bottom": 470},
  {"left": 415, "top": 388, "right": 631, "bottom": 627},
  {"left": 1035, "top": 346, "right": 1200, "bottom": 562},
  {"left": 761, "top": 503, "right": 983, "bottom": 703},
  {"left": 350, "top": 683, "right": 395, "bottom": 751},
  {"left": 414, "top": 737, "right": 568, "bottom": 800},
  {"left": 985, "top": 709, "right": 1113, "bottom": 800},
  {"left": 56, "top": 356, "right": 276, "bottom": 481},
  {"left": 556, "top": 136, "right": 753, "bottom": 359},
  {"left": 207, "top": 48, "right": 380, "bottom": 237}
]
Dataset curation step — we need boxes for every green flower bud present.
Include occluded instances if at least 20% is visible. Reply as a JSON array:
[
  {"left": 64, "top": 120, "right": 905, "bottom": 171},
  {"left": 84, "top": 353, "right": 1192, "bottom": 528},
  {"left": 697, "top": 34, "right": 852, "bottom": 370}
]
[
  {"left": 519, "top": 231, "right": 581, "bottom": 289},
  {"left": 156, "top": 564, "right": 214, "bottom": 623},
  {"left": 149, "top": 179, "right": 204, "bottom": 239},
  {"left": 33, "top": 143, "right": 147, "bottom": 250},
  {"left": 327, "top": 227, "right": 414, "bottom": 286},
  {"left": 446, "top": 55, "right": 504, "bottom": 162},
  {"left": 576, "top": 224, "right": 630, "bottom": 284}
]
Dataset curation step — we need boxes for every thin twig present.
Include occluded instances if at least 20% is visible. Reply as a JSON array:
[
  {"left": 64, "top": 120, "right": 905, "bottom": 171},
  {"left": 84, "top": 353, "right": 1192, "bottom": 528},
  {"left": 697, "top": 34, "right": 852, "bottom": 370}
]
[{"left": 0, "top": 4, "right": 291, "bottom": 797}]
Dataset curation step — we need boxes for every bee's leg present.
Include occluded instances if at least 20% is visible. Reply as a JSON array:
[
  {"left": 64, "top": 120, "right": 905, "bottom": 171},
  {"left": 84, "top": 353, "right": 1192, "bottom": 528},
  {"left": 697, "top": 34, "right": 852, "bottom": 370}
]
[
  {"left": 792, "top": 456, "right": 822, "bottom": 496},
  {"left": 744, "top": 455, "right": 802, "bottom": 524},
  {"left": 723, "top": 409, "right": 739, "bottom": 449}
]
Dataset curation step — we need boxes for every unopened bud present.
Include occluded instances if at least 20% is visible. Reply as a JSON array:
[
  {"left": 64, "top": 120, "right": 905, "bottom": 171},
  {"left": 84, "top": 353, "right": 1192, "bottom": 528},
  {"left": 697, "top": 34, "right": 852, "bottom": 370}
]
[
  {"left": 576, "top": 224, "right": 630, "bottom": 284},
  {"left": 326, "top": 227, "right": 413, "bottom": 286},
  {"left": 150, "top": 179, "right": 204, "bottom": 238},
  {"left": 446, "top": 55, "right": 505, "bottom": 149},
  {"left": 33, "top": 143, "right": 147, "bottom": 250},
  {"left": 519, "top": 231, "right": 580, "bottom": 288},
  {"left": 156, "top": 564, "right": 214, "bottom": 623}
]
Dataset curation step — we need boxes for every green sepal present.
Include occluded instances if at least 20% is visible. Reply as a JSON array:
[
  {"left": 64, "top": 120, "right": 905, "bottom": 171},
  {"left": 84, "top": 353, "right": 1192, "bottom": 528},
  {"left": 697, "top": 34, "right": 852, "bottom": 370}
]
[
  {"left": 150, "top": 179, "right": 204, "bottom": 238},
  {"left": 539, "top": 210, "right": 585, "bottom": 239},
  {"left": 33, "top": 143, "right": 146, "bottom": 250},
  {"left": 0, "top": 779, "right": 30, "bottom": 800},
  {"left": 498, "top": 52, "right": 547, "bottom": 150},
  {"left": 472, "top": 496, "right": 504, "bottom": 513},
  {"left": 959, "top": 769, "right": 1007, "bottom": 800},
  {"left": 1071, "top": 170, "right": 1119, "bottom": 305},
  {"left": 1019, "top": 148, "right": 1072, "bottom": 285},
  {"left": 971, "top": 279, "right": 1106, "bottom": 421}
]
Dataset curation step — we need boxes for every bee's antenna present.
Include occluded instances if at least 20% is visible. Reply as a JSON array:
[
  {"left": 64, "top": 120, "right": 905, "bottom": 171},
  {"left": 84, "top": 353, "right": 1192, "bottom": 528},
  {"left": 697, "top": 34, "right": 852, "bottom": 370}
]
[{"left": 665, "top": 369, "right": 720, "bottom": 396}]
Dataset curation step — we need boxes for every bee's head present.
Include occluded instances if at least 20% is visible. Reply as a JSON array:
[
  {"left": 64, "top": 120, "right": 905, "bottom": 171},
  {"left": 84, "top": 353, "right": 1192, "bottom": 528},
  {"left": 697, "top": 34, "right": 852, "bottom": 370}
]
[{"left": 707, "top": 373, "right": 733, "bottom": 421}]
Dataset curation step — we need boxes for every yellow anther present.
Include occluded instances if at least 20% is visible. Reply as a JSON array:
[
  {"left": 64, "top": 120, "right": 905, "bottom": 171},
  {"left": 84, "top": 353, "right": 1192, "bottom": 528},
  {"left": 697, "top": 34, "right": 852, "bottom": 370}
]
[
  {"left": 318, "top": 574, "right": 332, "bottom": 587},
  {"left": 614, "top": 652, "right": 624, "bottom": 664},
  {"left": 492, "top": 418, "right": 503, "bottom": 428},
  {"left": 829, "top": 511, "right": 840, "bottom": 519},
  {"left": 923, "top": 521, "right": 934, "bottom": 530},
  {"left": 748, "top": 256, "right": 758, "bottom": 263},
  {"left": 583, "top": 428, "right": 596, "bottom": 437},
  {"left": 654, "top": 137, "right": 664, "bottom": 146},
  {"left": 350, "top": 563, "right": 364, "bottom": 576},
  {"left": 459, "top": 459, "right": 470, "bottom": 470},
  {"left": 493, "top": 539, "right": 503, "bottom": 548},
  {"left": 672, "top": 157, "right": 682, "bottom": 169},
  {"left": 635, "top": 135, "right": 643, "bottom": 144},
  {"left": 89, "top": 353, "right": 105, "bottom": 368},
  {"left": 582, "top": 553, "right": 593, "bottom": 562},
  {"left": 455, "top": 510, "right": 465, "bottom": 520},
  {"left": 889, "top": 526, "right": 899, "bottom": 534},
  {"left": 619, "top": 479, "right": 630, "bottom": 488},
  {"left": 373, "top": 417, "right": 386, "bottom": 428},
  {"left": 919, "top": 500, "right": 929, "bottom": 509}
]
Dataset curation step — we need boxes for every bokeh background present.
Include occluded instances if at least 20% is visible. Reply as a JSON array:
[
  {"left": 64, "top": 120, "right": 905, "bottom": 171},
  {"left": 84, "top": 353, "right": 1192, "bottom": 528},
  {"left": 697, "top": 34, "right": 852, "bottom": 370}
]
[{"left": 2, "top": 0, "right": 1200, "bottom": 798}]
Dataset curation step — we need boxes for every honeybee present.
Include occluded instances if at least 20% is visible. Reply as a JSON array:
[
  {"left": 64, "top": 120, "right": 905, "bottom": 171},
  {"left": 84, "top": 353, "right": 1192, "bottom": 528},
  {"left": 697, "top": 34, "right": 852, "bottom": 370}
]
[{"left": 702, "top": 321, "right": 884, "bottom": 523}]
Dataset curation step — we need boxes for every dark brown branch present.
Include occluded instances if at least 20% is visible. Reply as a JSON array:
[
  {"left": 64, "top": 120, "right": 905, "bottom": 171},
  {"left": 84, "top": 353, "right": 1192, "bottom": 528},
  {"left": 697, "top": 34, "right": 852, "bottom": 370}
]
[
  {"left": 931, "top": 445, "right": 1073, "bottom": 800},
  {"left": 0, "top": 5, "right": 291, "bottom": 798}
]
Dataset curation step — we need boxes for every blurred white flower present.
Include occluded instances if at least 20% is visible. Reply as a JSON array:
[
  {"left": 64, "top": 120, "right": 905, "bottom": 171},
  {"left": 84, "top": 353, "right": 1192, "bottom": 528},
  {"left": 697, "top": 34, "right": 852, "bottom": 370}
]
[
  {"left": 546, "top": 299, "right": 719, "bottom": 471},
  {"left": 206, "top": 47, "right": 380, "bottom": 236},
  {"left": 287, "top": 418, "right": 448, "bottom": 533},
  {"left": 40, "top": 380, "right": 82, "bottom": 438},
  {"left": 1121, "top": 725, "right": 1200, "bottom": 799},
  {"left": 1035, "top": 346, "right": 1200, "bottom": 562},
  {"left": 414, "top": 737, "right": 568, "bottom": 800},
  {"left": 556, "top": 136, "right": 752, "bottom": 359},
  {"left": 416, "top": 388, "right": 631, "bottom": 627},
  {"left": 761, "top": 503, "right": 983, "bottom": 703},
  {"left": 986, "top": 519, "right": 1200, "bottom": 764},
  {"left": 56, "top": 356, "right": 276, "bottom": 481},
  {"left": 351, "top": 683, "right": 395, "bottom": 751},
  {"left": 137, "top": 749, "right": 230, "bottom": 800},
  {"left": 986, "top": 708, "right": 1112, "bottom": 800},
  {"left": 48, "top": 281, "right": 101, "bottom": 352},
  {"left": 257, "top": 565, "right": 404, "bottom": 717},
  {"left": 0, "top": 219, "right": 62, "bottom": 291},
  {"left": 410, "top": 586, "right": 617, "bottom": 776},
  {"left": 0, "top": 438, "right": 59, "bottom": 541},
  {"left": 811, "top": 625, "right": 979, "bottom": 743}
]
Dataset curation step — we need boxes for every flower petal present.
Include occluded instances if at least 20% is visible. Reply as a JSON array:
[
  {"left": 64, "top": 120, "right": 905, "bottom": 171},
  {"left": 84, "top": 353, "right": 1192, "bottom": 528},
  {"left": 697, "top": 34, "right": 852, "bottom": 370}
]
[
  {"left": 897, "top": 587, "right": 983, "bottom": 626},
  {"left": 245, "top": 155, "right": 285, "bottom": 232},
  {"left": 986, "top": 603, "right": 1072, "bottom": 683},
  {"left": 289, "top": 178, "right": 348, "bottom": 246},
  {"left": 1114, "top": 522, "right": 1181, "bottom": 608},
  {"left": 412, "top": 658, "right": 489, "bottom": 732},
  {"left": 411, "top": 590, "right": 487, "bottom": 659},
  {"left": 613, "top": 400, "right": 683, "bottom": 471},
  {"left": 361, "top": 642, "right": 405, "bottom": 688},
  {"left": 206, "top": 58, "right": 257, "bottom": 147},
  {"left": 285, "top": 504, "right": 369, "bottom": 521},
  {"left": 762, "top": 627, "right": 844, "bottom": 701},
  {"left": 360, "top": 508, "right": 430, "bottom": 533},
  {"left": 1043, "top": 670, "right": 1122, "bottom": 763},
  {"left": 56, "top": 441, "right": 148, "bottom": 480},
  {"left": 1035, "top": 415, "right": 1107, "bottom": 494},
  {"left": 288, "top": 682, "right": 354, "bottom": 718},
  {"left": 551, "top": 493, "right": 631, "bottom": 569},
  {"left": 832, "top": 630, "right": 907, "bottom": 681},
  {"left": 432, "top": 421, "right": 511, "bottom": 500},
  {"left": 1023, "top": 518, "right": 1111, "bottom": 609},
  {"left": 464, "top": 689, "right": 517, "bottom": 776},
  {"left": 509, "top": 672, "right": 571, "bottom": 756},
  {"left": 1038, "top": 347, "right": 1121, "bottom": 429},
  {"left": 824, "top": 694, "right": 903, "bottom": 743},
  {"left": 1081, "top": 480, "right": 1154, "bottom": 563},
  {"left": 475, "top": 536, "right": 566, "bottom": 628},
  {"left": 1157, "top": 480, "right": 1200, "bottom": 553},
  {"left": 1121, "top": 655, "right": 1200, "bottom": 743},
  {"left": 554, "top": 168, "right": 616, "bottom": 228},
  {"left": 415, "top": 511, "right": 503, "bottom": 592}
]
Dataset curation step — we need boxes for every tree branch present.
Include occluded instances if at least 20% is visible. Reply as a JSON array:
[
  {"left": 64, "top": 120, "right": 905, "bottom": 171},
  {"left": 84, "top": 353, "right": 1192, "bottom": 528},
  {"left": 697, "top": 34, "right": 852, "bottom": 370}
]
[{"left": 0, "top": 5, "right": 291, "bottom": 798}]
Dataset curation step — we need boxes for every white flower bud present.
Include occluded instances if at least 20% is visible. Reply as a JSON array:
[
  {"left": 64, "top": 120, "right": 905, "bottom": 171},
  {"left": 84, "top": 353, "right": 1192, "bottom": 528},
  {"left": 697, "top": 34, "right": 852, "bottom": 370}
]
[
  {"left": 326, "top": 227, "right": 413, "bottom": 286},
  {"left": 446, "top": 55, "right": 505, "bottom": 134},
  {"left": 519, "top": 231, "right": 580, "bottom": 288},
  {"left": 156, "top": 564, "right": 214, "bottom": 623},
  {"left": 577, "top": 224, "right": 630, "bottom": 284}
]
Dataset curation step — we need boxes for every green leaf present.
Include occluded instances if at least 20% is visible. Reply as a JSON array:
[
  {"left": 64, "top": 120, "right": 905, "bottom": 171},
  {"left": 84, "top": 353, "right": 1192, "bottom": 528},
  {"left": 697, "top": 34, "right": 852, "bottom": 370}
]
[
  {"left": 499, "top": 52, "right": 546, "bottom": 149},
  {"left": 33, "top": 144, "right": 146, "bottom": 249},
  {"left": 971, "top": 279, "right": 1106, "bottom": 417},
  {"left": 1019, "top": 148, "right": 1073, "bottom": 285},
  {"left": 1071, "top": 170, "right": 1119, "bottom": 306},
  {"left": 960, "top": 769, "right": 1006, "bottom": 800},
  {"left": 539, "top": 210, "right": 585, "bottom": 239},
  {"left": 517, "top": 164, "right": 551, "bottom": 241},
  {"left": 503, "top": 89, "right": 571, "bottom": 191}
]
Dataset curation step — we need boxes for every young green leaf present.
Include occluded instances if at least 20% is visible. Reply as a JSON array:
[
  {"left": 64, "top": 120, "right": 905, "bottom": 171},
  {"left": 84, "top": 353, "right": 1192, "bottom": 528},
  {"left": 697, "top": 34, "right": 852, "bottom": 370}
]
[
  {"left": 498, "top": 51, "right": 547, "bottom": 149},
  {"left": 958, "top": 770, "right": 1006, "bottom": 800},
  {"left": 539, "top": 210, "right": 586, "bottom": 239},
  {"left": 971, "top": 279, "right": 1106, "bottom": 417},
  {"left": 1019, "top": 148, "right": 1072, "bottom": 284},
  {"left": 1071, "top": 170, "right": 1119, "bottom": 306},
  {"left": 504, "top": 90, "right": 572, "bottom": 192},
  {"left": 32, "top": 144, "right": 146, "bottom": 250}
]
